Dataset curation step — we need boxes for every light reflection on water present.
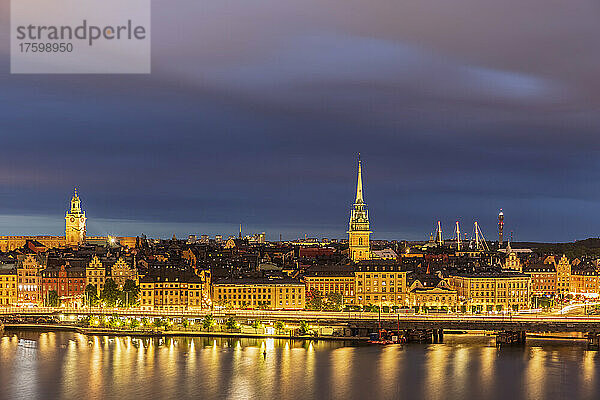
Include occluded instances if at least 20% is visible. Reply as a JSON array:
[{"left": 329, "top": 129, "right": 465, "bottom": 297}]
[{"left": 1, "top": 331, "right": 600, "bottom": 400}]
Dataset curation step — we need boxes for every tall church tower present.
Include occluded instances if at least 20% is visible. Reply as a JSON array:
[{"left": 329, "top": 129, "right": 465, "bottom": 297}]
[
  {"left": 65, "top": 188, "right": 86, "bottom": 246},
  {"left": 348, "top": 156, "right": 371, "bottom": 262}
]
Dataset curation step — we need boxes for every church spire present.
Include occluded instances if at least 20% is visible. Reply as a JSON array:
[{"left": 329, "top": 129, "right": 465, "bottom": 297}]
[
  {"left": 348, "top": 155, "right": 371, "bottom": 262},
  {"left": 355, "top": 154, "right": 364, "bottom": 204}
]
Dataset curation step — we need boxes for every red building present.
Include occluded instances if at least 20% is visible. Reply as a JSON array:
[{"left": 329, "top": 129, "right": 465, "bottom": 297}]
[{"left": 41, "top": 260, "right": 86, "bottom": 306}]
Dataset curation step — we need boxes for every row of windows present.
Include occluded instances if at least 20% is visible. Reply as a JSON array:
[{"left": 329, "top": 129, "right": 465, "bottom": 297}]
[
  {"left": 357, "top": 287, "right": 399, "bottom": 293},
  {"left": 140, "top": 283, "right": 202, "bottom": 289},
  {"left": 216, "top": 287, "right": 302, "bottom": 294},
  {"left": 415, "top": 296, "right": 456, "bottom": 302},
  {"left": 0, "top": 283, "right": 16, "bottom": 288},
  {"left": 142, "top": 290, "right": 201, "bottom": 296}
]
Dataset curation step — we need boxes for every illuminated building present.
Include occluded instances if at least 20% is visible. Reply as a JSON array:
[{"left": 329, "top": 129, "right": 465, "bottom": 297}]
[
  {"left": 0, "top": 265, "right": 18, "bottom": 306},
  {"left": 0, "top": 236, "right": 65, "bottom": 252},
  {"left": 16, "top": 254, "right": 42, "bottom": 306},
  {"left": 212, "top": 276, "right": 305, "bottom": 310},
  {"left": 448, "top": 272, "right": 531, "bottom": 312},
  {"left": 354, "top": 260, "right": 408, "bottom": 306},
  {"left": 86, "top": 255, "right": 107, "bottom": 294},
  {"left": 65, "top": 188, "right": 87, "bottom": 246},
  {"left": 304, "top": 265, "right": 355, "bottom": 305},
  {"left": 140, "top": 270, "right": 204, "bottom": 311},
  {"left": 0, "top": 190, "right": 136, "bottom": 251},
  {"left": 524, "top": 262, "right": 556, "bottom": 297},
  {"left": 502, "top": 244, "right": 522, "bottom": 272},
  {"left": 408, "top": 286, "right": 458, "bottom": 311},
  {"left": 555, "top": 255, "right": 571, "bottom": 295},
  {"left": 109, "top": 257, "right": 137, "bottom": 288},
  {"left": 569, "top": 260, "right": 599, "bottom": 296},
  {"left": 406, "top": 272, "right": 458, "bottom": 311},
  {"left": 348, "top": 156, "right": 371, "bottom": 262},
  {"left": 41, "top": 260, "right": 86, "bottom": 306}
]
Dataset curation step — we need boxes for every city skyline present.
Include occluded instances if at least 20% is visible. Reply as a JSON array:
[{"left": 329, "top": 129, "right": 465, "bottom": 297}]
[{"left": 0, "top": 161, "right": 597, "bottom": 244}]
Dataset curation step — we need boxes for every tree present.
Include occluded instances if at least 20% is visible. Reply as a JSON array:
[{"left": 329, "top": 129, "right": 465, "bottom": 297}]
[
  {"left": 275, "top": 321, "right": 284, "bottom": 333},
  {"left": 47, "top": 290, "right": 59, "bottom": 307},
  {"left": 153, "top": 318, "right": 165, "bottom": 329},
  {"left": 324, "top": 293, "right": 343, "bottom": 312},
  {"left": 305, "top": 289, "right": 323, "bottom": 311},
  {"left": 225, "top": 317, "right": 238, "bottom": 331},
  {"left": 251, "top": 320, "right": 262, "bottom": 333},
  {"left": 101, "top": 279, "right": 121, "bottom": 307},
  {"left": 202, "top": 314, "right": 215, "bottom": 331},
  {"left": 181, "top": 318, "right": 190, "bottom": 329},
  {"left": 84, "top": 284, "right": 99, "bottom": 307},
  {"left": 122, "top": 279, "right": 140, "bottom": 307},
  {"left": 109, "top": 315, "right": 121, "bottom": 328},
  {"left": 298, "top": 320, "right": 310, "bottom": 335}
]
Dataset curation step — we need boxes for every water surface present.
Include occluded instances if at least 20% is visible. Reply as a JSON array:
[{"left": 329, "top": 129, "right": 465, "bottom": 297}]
[{"left": 1, "top": 330, "right": 598, "bottom": 400}]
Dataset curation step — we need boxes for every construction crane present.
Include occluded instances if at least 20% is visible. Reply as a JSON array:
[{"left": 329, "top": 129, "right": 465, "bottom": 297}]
[
  {"left": 473, "top": 221, "right": 489, "bottom": 251},
  {"left": 455, "top": 221, "right": 461, "bottom": 251},
  {"left": 435, "top": 221, "right": 443, "bottom": 246}
]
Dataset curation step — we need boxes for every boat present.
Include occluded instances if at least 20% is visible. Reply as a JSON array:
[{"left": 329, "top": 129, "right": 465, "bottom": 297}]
[{"left": 367, "top": 312, "right": 406, "bottom": 344}]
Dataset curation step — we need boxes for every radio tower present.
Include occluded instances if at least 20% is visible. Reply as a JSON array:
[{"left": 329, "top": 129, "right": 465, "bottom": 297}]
[{"left": 498, "top": 209, "right": 504, "bottom": 247}]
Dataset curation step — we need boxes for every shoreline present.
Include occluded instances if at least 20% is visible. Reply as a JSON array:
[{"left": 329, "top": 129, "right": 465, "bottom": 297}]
[
  {"left": 3, "top": 324, "right": 365, "bottom": 341},
  {"left": 2, "top": 324, "right": 590, "bottom": 343}
]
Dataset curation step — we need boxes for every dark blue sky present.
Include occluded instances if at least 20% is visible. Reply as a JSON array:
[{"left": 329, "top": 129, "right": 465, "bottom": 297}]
[{"left": 1, "top": 0, "right": 600, "bottom": 242}]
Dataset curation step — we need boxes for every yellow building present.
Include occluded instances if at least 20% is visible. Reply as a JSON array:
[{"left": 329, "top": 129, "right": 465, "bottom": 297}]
[
  {"left": 17, "top": 254, "right": 42, "bottom": 306},
  {"left": 0, "top": 236, "right": 65, "bottom": 252},
  {"left": 304, "top": 265, "right": 355, "bottom": 305},
  {"left": 348, "top": 157, "right": 371, "bottom": 262},
  {"left": 570, "top": 271, "right": 599, "bottom": 295},
  {"left": 354, "top": 260, "right": 408, "bottom": 307},
  {"left": 409, "top": 287, "right": 458, "bottom": 311},
  {"left": 556, "top": 255, "right": 571, "bottom": 295},
  {"left": 65, "top": 188, "right": 87, "bottom": 246},
  {"left": 86, "top": 255, "right": 107, "bottom": 294},
  {"left": 503, "top": 250, "right": 522, "bottom": 273},
  {"left": 140, "top": 270, "right": 204, "bottom": 311},
  {"left": 448, "top": 272, "right": 531, "bottom": 312},
  {"left": 110, "top": 257, "right": 137, "bottom": 288},
  {"left": 212, "top": 276, "right": 305, "bottom": 310},
  {"left": 0, "top": 266, "right": 18, "bottom": 306}
]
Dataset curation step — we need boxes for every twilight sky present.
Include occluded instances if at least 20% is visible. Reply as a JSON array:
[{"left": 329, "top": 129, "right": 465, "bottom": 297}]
[{"left": 1, "top": 0, "right": 600, "bottom": 242}]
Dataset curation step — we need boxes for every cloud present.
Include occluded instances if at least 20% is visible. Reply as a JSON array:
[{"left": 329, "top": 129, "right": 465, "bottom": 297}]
[{"left": 0, "top": 0, "right": 599, "bottom": 241}]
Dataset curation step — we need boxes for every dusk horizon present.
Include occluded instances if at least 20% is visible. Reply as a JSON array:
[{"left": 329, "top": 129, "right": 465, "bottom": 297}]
[{"left": 3, "top": 1, "right": 600, "bottom": 399}]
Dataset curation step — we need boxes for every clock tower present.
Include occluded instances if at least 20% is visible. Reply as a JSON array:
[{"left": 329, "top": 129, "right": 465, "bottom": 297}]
[
  {"left": 65, "top": 188, "right": 86, "bottom": 246},
  {"left": 348, "top": 155, "right": 371, "bottom": 262}
]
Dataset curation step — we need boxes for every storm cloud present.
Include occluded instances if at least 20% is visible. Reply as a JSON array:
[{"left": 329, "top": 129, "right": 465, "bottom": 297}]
[{"left": 0, "top": 0, "right": 599, "bottom": 241}]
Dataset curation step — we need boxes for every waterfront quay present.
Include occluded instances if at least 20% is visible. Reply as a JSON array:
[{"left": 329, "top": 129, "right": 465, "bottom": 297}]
[{"left": 4, "top": 307, "right": 600, "bottom": 347}]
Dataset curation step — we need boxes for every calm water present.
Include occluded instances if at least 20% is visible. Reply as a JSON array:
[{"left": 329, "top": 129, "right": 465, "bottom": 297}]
[{"left": 1, "top": 330, "right": 599, "bottom": 400}]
